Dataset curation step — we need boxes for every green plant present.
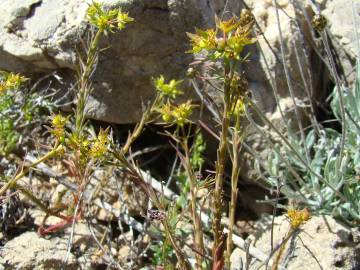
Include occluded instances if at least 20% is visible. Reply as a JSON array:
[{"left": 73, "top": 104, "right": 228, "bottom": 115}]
[
  {"left": 0, "top": 1, "right": 136, "bottom": 225},
  {"left": 242, "top": 7, "right": 360, "bottom": 227},
  {"left": 0, "top": 72, "right": 40, "bottom": 155},
  {"left": 0, "top": 70, "right": 60, "bottom": 157},
  {"left": 150, "top": 239, "right": 176, "bottom": 269},
  {"left": 262, "top": 62, "right": 360, "bottom": 225},
  {"left": 146, "top": 10, "right": 256, "bottom": 269},
  {"left": 187, "top": 11, "right": 254, "bottom": 268},
  {"left": 5, "top": 2, "right": 353, "bottom": 269}
]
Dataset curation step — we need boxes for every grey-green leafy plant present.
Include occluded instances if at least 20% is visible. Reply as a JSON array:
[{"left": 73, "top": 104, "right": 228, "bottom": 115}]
[
  {"left": 263, "top": 60, "right": 360, "bottom": 225},
  {"left": 0, "top": 72, "right": 53, "bottom": 155}
]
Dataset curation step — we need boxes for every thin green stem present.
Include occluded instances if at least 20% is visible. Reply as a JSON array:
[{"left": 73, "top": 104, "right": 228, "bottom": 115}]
[
  {"left": 320, "top": 31, "right": 346, "bottom": 168},
  {"left": 273, "top": 0, "right": 309, "bottom": 162},
  {"left": 226, "top": 114, "right": 242, "bottom": 268},
  {"left": 213, "top": 60, "right": 232, "bottom": 251},
  {"left": 181, "top": 136, "right": 205, "bottom": 269},
  {"left": 0, "top": 144, "right": 63, "bottom": 196},
  {"left": 75, "top": 29, "right": 102, "bottom": 137}
]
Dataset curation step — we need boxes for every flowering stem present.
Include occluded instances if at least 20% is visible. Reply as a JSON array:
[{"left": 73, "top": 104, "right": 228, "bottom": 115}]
[
  {"left": 75, "top": 29, "right": 102, "bottom": 137},
  {"left": 121, "top": 95, "right": 159, "bottom": 156},
  {"left": 112, "top": 145, "right": 191, "bottom": 269},
  {"left": 180, "top": 135, "right": 205, "bottom": 269},
  {"left": 226, "top": 114, "right": 243, "bottom": 268},
  {"left": 213, "top": 60, "right": 232, "bottom": 254}
]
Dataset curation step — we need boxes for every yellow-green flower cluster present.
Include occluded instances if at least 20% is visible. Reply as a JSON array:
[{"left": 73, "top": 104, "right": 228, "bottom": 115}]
[
  {"left": 233, "top": 97, "right": 245, "bottom": 115},
  {"left": 160, "top": 102, "right": 172, "bottom": 122},
  {"left": 51, "top": 114, "right": 68, "bottom": 140},
  {"left": 153, "top": 74, "right": 193, "bottom": 127},
  {"left": 89, "top": 128, "right": 109, "bottom": 159},
  {"left": 187, "top": 10, "right": 255, "bottom": 60},
  {"left": 287, "top": 207, "right": 311, "bottom": 229},
  {"left": 153, "top": 75, "right": 183, "bottom": 99},
  {"left": 67, "top": 129, "right": 109, "bottom": 164},
  {"left": 87, "top": 2, "right": 133, "bottom": 32},
  {"left": 159, "top": 101, "right": 193, "bottom": 127},
  {"left": 187, "top": 29, "right": 217, "bottom": 53},
  {"left": 117, "top": 9, "right": 134, "bottom": 30},
  {"left": 51, "top": 118, "right": 109, "bottom": 163},
  {"left": 67, "top": 133, "right": 91, "bottom": 163},
  {"left": 0, "top": 72, "right": 27, "bottom": 94}
]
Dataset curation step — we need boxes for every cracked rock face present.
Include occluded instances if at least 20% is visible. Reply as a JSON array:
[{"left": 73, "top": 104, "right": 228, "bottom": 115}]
[{"left": 0, "top": 0, "right": 86, "bottom": 71}]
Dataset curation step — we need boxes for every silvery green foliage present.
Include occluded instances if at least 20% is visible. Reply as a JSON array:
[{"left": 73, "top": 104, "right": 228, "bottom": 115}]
[{"left": 265, "top": 61, "right": 360, "bottom": 225}]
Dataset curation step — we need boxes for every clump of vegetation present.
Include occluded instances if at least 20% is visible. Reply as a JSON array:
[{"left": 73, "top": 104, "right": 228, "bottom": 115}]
[
  {"left": 0, "top": 72, "right": 34, "bottom": 155},
  {"left": 245, "top": 11, "right": 360, "bottom": 226},
  {"left": 0, "top": 1, "right": 359, "bottom": 270},
  {"left": 148, "top": 10, "right": 256, "bottom": 269},
  {"left": 0, "top": 1, "right": 135, "bottom": 229},
  {"left": 263, "top": 64, "right": 360, "bottom": 225}
]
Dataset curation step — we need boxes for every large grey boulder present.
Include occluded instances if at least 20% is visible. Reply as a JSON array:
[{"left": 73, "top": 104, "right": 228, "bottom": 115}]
[{"left": 0, "top": 0, "right": 86, "bottom": 72}]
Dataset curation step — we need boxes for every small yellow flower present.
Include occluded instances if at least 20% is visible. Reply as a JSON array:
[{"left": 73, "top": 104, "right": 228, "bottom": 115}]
[
  {"left": 90, "top": 141, "right": 107, "bottom": 159},
  {"left": 159, "top": 102, "right": 173, "bottom": 123},
  {"left": 153, "top": 75, "right": 183, "bottom": 99},
  {"left": 233, "top": 97, "right": 245, "bottom": 115},
  {"left": 97, "top": 127, "right": 109, "bottom": 145},
  {"left": 158, "top": 101, "right": 194, "bottom": 127},
  {"left": 51, "top": 114, "right": 68, "bottom": 129},
  {"left": 98, "top": 15, "right": 112, "bottom": 31},
  {"left": 187, "top": 28, "right": 217, "bottom": 53},
  {"left": 171, "top": 101, "right": 193, "bottom": 127},
  {"left": 0, "top": 83, "right": 7, "bottom": 94},
  {"left": 117, "top": 9, "right": 134, "bottom": 30},
  {"left": 226, "top": 34, "right": 254, "bottom": 59},
  {"left": 287, "top": 207, "right": 311, "bottom": 229},
  {"left": 87, "top": 2, "right": 133, "bottom": 32},
  {"left": 50, "top": 114, "right": 68, "bottom": 140},
  {"left": 4, "top": 73, "right": 27, "bottom": 90},
  {"left": 215, "top": 15, "right": 241, "bottom": 34},
  {"left": 187, "top": 13, "right": 255, "bottom": 60}
]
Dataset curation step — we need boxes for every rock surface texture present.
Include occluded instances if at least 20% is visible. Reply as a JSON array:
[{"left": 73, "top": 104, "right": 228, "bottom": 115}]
[
  {"left": 0, "top": 232, "right": 78, "bottom": 269},
  {"left": 322, "top": 0, "right": 360, "bottom": 84},
  {"left": 0, "top": 222, "right": 124, "bottom": 269},
  {"left": 230, "top": 215, "right": 360, "bottom": 270}
]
